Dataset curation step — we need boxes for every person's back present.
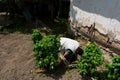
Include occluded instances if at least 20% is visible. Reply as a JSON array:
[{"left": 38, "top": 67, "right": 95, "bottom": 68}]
[{"left": 60, "top": 37, "right": 80, "bottom": 53}]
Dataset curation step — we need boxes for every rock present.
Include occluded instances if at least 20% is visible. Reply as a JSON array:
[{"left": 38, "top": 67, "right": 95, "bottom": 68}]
[{"left": 111, "top": 53, "right": 118, "bottom": 57}]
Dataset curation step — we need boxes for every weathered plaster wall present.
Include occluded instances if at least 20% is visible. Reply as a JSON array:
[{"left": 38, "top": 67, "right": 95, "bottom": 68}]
[{"left": 69, "top": 0, "right": 120, "bottom": 51}]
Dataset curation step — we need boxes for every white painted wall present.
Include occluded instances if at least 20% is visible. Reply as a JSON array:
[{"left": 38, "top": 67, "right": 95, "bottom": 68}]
[{"left": 70, "top": 0, "right": 120, "bottom": 41}]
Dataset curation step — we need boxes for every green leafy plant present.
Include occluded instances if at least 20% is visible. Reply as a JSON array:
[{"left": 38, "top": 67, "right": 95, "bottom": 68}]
[
  {"left": 77, "top": 42, "right": 104, "bottom": 78},
  {"left": 2, "top": 28, "right": 9, "bottom": 33},
  {"left": 106, "top": 56, "right": 120, "bottom": 80},
  {"left": 31, "top": 29, "right": 42, "bottom": 44},
  {"left": 33, "top": 35, "right": 60, "bottom": 70}
]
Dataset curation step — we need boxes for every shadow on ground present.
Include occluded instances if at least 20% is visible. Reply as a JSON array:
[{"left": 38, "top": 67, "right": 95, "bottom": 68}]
[{"left": 44, "top": 62, "right": 67, "bottom": 80}]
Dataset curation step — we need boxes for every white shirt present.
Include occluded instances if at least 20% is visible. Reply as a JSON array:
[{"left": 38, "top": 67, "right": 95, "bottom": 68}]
[{"left": 60, "top": 37, "right": 80, "bottom": 53}]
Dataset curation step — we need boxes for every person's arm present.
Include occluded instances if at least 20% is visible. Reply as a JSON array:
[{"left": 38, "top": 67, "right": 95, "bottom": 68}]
[
  {"left": 63, "top": 51, "right": 69, "bottom": 57},
  {"left": 59, "top": 52, "right": 69, "bottom": 65},
  {"left": 64, "top": 49, "right": 72, "bottom": 57}
]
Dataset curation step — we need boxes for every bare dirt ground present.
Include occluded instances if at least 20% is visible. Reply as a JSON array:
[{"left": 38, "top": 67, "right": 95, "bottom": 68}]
[
  {"left": 0, "top": 14, "right": 114, "bottom": 80},
  {"left": 0, "top": 14, "right": 82, "bottom": 80},
  {"left": 0, "top": 33, "right": 82, "bottom": 80}
]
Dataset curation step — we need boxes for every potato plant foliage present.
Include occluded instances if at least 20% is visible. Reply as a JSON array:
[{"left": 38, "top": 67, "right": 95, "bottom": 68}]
[
  {"left": 33, "top": 34, "right": 60, "bottom": 70},
  {"left": 77, "top": 42, "right": 104, "bottom": 77},
  {"left": 107, "top": 56, "right": 120, "bottom": 80},
  {"left": 31, "top": 29, "right": 42, "bottom": 44}
]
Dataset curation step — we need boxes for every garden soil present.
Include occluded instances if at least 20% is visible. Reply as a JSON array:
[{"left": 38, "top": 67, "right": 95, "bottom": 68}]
[
  {"left": 0, "top": 33, "right": 83, "bottom": 80},
  {"left": 0, "top": 13, "right": 115, "bottom": 80}
]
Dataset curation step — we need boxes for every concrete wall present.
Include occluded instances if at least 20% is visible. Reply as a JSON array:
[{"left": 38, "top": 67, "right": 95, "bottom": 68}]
[{"left": 69, "top": 0, "right": 120, "bottom": 51}]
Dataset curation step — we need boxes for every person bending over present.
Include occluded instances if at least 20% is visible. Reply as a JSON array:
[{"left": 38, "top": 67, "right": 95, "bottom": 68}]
[{"left": 59, "top": 37, "right": 84, "bottom": 64}]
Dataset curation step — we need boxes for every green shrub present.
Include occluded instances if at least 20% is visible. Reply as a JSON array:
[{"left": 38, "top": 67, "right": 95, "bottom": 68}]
[
  {"left": 77, "top": 42, "right": 104, "bottom": 77},
  {"left": 33, "top": 35, "right": 60, "bottom": 70},
  {"left": 107, "top": 56, "right": 120, "bottom": 80},
  {"left": 31, "top": 29, "right": 42, "bottom": 44}
]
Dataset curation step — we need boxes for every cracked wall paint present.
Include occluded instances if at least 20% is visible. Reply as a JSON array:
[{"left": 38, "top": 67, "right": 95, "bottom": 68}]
[{"left": 70, "top": 0, "right": 120, "bottom": 42}]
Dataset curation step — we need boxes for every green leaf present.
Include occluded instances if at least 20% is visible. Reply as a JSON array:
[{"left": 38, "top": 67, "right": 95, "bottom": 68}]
[
  {"left": 32, "top": 34, "right": 60, "bottom": 70},
  {"left": 107, "top": 56, "right": 120, "bottom": 80},
  {"left": 77, "top": 42, "right": 104, "bottom": 77}
]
